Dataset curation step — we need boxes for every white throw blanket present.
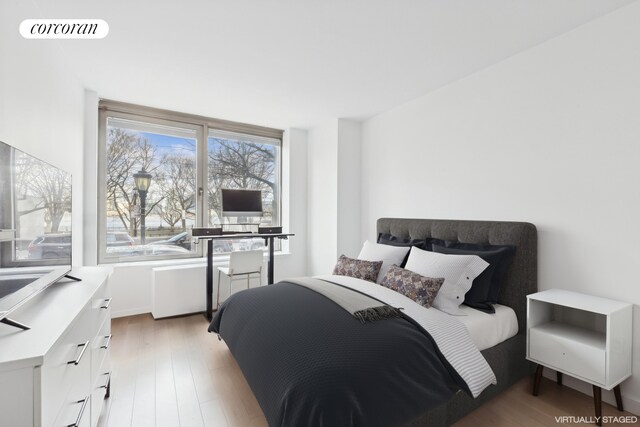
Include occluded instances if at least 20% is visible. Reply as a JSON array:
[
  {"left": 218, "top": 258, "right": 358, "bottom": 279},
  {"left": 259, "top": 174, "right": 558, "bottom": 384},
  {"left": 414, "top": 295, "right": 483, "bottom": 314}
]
[{"left": 314, "top": 274, "right": 497, "bottom": 398}]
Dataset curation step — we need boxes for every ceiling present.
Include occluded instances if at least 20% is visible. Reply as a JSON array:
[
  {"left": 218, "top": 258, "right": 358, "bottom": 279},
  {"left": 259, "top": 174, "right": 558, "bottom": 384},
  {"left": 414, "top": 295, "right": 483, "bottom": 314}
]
[{"left": 30, "top": 0, "right": 635, "bottom": 129}]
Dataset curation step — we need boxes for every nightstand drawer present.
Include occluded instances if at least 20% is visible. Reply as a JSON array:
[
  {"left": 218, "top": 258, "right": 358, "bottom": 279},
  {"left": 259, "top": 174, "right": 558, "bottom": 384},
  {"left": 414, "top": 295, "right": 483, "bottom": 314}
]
[{"left": 530, "top": 327, "right": 605, "bottom": 384}]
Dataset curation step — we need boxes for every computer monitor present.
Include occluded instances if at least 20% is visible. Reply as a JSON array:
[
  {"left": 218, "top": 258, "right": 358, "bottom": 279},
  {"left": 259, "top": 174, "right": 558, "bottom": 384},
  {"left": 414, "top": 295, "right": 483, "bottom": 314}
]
[{"left": 221, "top": 189, "right": 263, "bottom": 217}]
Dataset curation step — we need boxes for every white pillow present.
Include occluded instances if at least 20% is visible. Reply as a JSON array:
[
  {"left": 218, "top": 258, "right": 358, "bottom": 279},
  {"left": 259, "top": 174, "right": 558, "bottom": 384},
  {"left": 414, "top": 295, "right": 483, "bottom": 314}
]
[
  {"left": 404, "top": 247, "right": 488, "bottom": 315},
  {"left": 357, "top": 240, "right": 410, "bottom": 283}
]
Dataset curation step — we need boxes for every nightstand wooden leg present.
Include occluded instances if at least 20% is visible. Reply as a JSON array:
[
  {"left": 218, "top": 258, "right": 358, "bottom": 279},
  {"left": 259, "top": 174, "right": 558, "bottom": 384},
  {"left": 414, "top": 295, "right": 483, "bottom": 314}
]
[
  {"left": 556, "top": 371, "right": 562, "bottom": 386},
  {"left": 593, "top": 385, "right": 602, "bottom": 426},
  {"left": 533, "top": 364, "right": 543, "bottom": 396},
  {"left": 613, "top": 385, "right": 623, "bottom": 411}
]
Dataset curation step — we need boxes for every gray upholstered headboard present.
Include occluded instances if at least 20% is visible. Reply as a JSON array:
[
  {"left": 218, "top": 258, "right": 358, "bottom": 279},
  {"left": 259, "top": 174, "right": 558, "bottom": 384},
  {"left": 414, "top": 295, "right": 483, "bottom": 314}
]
[{"left": 377, "top": 218, "right": 537, "bottom": 333}]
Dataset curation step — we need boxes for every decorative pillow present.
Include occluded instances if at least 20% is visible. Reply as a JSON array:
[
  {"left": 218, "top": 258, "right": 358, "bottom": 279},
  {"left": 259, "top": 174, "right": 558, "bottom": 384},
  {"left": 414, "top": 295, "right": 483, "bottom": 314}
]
[
  {"left": 432, "top": 244, "right": 515, "bottom": 313},
  {"left": 357, "top": 240, "right": 410, "bottom": 283},
  {"left": 333, "top": 255, "right": 383, "bottom": 283},
  {"left": 444, "top": 242, "right": 516, "bottom": 304},
  {"left": 404, "top": 247, "right": 489, "bottom": 316},
  {"left": 377, "top": 234, "right": 427, "bottom": 267},
  {"left": 380, "top": 265, "right": 444, "bottom": 308}
]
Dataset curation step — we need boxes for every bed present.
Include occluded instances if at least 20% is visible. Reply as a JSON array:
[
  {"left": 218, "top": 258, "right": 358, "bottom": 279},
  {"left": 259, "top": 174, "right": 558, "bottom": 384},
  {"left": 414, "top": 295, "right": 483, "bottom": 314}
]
[{"left": 209, "top": 218, "right": 537, "bottom": 426}]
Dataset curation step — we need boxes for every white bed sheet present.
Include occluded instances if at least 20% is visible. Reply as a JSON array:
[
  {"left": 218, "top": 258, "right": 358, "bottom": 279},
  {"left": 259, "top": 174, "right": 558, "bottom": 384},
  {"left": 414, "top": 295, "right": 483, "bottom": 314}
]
[{"left": 455, "top": 304, "right": 519, "bottom": 351}]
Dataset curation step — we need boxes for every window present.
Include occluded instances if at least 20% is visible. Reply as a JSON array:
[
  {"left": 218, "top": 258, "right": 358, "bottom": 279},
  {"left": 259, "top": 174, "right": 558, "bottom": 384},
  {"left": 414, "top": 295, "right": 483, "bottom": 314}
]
[
  {"left": 98, "top": 101, "right": 283, "bottom": 263},
  {"left": 208, "top": 130, "right": 281, "bottom": 252}
]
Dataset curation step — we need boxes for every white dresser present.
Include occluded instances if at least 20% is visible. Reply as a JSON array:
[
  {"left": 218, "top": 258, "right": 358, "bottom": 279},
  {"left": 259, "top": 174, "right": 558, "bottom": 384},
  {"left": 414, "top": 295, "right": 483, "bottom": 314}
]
[{"left": 0, "top": 267, "right": 113, "bottom": 427}]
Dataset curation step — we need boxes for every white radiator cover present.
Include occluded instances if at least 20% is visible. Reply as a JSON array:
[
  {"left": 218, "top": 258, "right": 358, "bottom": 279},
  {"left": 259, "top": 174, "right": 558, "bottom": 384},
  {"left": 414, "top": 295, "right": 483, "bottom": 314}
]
[
  {"left": 151, "top": 261, "right": 266, "bottom": 319},
  {"left": 152, "top": 264, "right": 206, "bottom": 319}
]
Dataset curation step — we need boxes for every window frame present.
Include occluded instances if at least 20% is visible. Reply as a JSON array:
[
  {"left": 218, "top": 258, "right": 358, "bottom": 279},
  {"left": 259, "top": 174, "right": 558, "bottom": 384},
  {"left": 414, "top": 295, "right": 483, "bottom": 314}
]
[{"left": 97, "top": 100, "right": 283, "bottom": 264}]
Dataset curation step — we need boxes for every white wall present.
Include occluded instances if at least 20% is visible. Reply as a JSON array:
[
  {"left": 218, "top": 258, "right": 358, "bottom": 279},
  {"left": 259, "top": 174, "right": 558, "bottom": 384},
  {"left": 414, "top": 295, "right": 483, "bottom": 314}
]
[
  {"left": 278, "top": 128, "right": 309, "bottom": 279},
  {"left": 361, "top": 1, "right": 640, "bottom": 412},
  {"left": 0, "top": 1, "right": 85, "bottom": 265},
  {"left": 337, "top": 120, "right": 362, "bottom": 259},
  {"left": 83, "top": 90, "right": 100, "bottom": 266},
  {"left": 307, "top": 119, "right": 362, "bottom": 275},
  {"left": 307, "top": 120, "right": 339, "bottom": 275}
]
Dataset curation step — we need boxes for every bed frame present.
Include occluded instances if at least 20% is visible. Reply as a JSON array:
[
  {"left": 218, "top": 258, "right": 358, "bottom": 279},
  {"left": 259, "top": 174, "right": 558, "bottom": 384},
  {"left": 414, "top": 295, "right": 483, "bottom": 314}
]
[{"left": 376, "top": 218, "right": 537, "bottom": 427}]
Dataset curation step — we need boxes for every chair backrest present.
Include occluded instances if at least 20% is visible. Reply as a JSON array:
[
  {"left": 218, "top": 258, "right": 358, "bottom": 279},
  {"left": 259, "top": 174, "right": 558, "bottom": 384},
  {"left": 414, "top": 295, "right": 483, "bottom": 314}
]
[{"left": 228, "top": 250, "right": 264, "bottom": 275}]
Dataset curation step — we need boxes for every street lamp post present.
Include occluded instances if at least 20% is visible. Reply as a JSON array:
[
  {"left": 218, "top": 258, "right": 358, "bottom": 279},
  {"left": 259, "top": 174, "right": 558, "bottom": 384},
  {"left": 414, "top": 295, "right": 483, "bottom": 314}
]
[{"left": 133, "top": 170, "right": 152, "bottom": 245}]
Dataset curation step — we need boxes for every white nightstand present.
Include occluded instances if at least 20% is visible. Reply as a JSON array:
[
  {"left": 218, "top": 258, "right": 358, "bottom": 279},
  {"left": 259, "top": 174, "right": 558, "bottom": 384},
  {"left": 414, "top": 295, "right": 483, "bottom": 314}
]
[{"left": 527, "top": 289, "right": 632, "bottom": 426}]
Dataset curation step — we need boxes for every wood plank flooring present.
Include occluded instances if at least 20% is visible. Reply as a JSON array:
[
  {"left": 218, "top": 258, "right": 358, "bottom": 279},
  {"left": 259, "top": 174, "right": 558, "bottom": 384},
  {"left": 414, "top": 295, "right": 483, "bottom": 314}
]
[{"left": 98, "top": 314, "right": 636, "bottom": 427}]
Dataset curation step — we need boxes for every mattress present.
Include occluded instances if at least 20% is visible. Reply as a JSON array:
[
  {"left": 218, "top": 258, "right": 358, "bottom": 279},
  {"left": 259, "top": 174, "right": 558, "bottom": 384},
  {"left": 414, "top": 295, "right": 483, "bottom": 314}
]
[{"left": 455, "top": 304, "right": 518, "bottom": 351}]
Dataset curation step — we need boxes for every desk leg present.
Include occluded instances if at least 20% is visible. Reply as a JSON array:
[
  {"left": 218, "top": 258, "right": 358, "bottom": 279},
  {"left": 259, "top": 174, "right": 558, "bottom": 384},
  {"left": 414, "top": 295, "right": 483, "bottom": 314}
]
[
  {"left": 268, "top": 236, "right": 275, "bottom": 284},
  {"left": 206, "top": 239, "right": 213, "bottom": 322}
]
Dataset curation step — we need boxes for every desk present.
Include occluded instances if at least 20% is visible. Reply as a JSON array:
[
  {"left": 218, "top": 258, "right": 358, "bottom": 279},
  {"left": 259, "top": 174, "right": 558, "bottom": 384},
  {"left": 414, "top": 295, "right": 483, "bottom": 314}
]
[{"left": 195, "top": 232, "right": 294, "bottom": 321}]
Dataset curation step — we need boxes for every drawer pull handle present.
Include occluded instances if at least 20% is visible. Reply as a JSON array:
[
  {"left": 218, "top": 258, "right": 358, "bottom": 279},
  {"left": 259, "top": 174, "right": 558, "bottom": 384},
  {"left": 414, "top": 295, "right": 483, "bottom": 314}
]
[
  {"left": 68, "top": 341, "right": 90, "bottom": 365},
  {"left": 99, "top": 372, "right": 111, "bottom": 389},
  {"left": 67, "top": 395, "right": 89, "bottom": 427},
  {"left": 101, "top": 334, "right": 112, "bottom": 349},
  {"left": 100, "top": 298, "right": 112, "bottom": 309}
]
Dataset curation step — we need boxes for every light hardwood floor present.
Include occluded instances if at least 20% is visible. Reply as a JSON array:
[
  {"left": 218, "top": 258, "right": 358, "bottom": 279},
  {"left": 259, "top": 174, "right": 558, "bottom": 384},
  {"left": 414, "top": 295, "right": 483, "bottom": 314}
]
[{"left": 98, "top": 314, "right": 635, "bottom": 427}]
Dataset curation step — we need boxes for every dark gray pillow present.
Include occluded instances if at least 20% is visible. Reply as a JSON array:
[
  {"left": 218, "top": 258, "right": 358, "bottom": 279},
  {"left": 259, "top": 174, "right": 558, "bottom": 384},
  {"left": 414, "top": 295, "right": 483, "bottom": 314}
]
[
  {"left": 333, "top": 255, "right": 383, "bottom": 283},
  {"left": 377, "top": 233, "right": 448, "bottom": 251},
  {"left": 432, "top": 243, "right": 515, "bottom": 313},
  {"left": 377, "top": 233, "right": 426, "bottom": 249}
]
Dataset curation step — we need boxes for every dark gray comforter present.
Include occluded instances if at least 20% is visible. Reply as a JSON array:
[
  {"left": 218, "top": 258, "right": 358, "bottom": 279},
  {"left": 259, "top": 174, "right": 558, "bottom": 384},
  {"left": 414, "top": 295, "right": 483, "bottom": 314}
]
[{"left": 209, "top": 281, "right": 468, "bottom": 427}]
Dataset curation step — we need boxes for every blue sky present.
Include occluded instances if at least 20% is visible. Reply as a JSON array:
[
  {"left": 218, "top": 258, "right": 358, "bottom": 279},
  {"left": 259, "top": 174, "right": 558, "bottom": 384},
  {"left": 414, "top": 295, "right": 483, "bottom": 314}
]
[
  {"left": 139, "top": 132, "right": 196, "bottom": 156},
  {"left": 137, "top": 133, "right": 243, "bottom": 157}
]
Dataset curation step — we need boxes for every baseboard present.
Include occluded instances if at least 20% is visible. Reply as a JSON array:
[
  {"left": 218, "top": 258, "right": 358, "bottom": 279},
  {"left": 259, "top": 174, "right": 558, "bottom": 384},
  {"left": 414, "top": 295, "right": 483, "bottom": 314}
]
[
  {"left": 542, "top": 370, "right": 640, "bottom": 416},
  {"left": 111, "top": 307, "right": 150, "bottom": 319}
]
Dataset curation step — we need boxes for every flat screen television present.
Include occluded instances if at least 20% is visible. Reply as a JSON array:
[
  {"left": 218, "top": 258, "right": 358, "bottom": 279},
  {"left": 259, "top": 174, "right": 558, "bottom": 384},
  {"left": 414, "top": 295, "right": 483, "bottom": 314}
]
[
  {"left": 0, "top": 140, "right": 72, "bottom": 330},
  {"left": 221, "top": 189, "right": 263, "bottom": 217}
]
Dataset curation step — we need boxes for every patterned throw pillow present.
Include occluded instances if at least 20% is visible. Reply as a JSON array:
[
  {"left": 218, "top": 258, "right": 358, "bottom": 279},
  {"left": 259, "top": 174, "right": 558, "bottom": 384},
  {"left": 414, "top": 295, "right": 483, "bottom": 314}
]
[
  {"left": 333, "top": 255, "right": 383, "bottom": 283},
  {"left": 380, "top": 265, "right": 445, "bottom": 308}
]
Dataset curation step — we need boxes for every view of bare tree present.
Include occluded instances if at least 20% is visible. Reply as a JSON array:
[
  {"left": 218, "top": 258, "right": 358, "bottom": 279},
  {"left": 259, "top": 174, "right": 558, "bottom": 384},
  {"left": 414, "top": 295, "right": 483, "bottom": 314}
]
[
  {"left": 208, "top": 138, "right": 277, "bottom": 224},
  {"left": 155, "top": 153, "right": 196, "bottom": 231},
  {"left": 14, "top": 152, "right": 71, "bottom": 232},
  {"left": 106, "top": 128, "right": 162, "bottom": 235},
  {"left": 104, "top": 126, "right": 278, "bottom": 241}
]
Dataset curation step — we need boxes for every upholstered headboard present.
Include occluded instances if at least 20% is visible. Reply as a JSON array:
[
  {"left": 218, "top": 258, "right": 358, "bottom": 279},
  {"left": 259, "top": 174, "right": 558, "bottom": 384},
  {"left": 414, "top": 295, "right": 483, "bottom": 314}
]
[{"left": 377, "top": 218, "right": 537, "bottom": 333}]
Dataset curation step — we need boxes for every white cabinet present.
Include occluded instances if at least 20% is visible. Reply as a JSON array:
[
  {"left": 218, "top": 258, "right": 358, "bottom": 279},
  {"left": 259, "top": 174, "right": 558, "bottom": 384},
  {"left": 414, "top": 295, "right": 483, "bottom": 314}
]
[
  {"left": 0, "top": 267, "right": 112, "bottom": 427},
  {"left": 527, "top": 289, "right": 632, "bottom": 425}
]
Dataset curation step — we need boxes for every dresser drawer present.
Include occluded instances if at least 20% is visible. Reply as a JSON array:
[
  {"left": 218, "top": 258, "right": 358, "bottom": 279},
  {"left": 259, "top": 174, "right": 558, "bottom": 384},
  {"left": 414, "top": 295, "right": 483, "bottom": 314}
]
[
  {"left": 41, "top": 307, "right": 92, "bottom": 424},
  {"left": 91, "top": 371, "right": 110, "bottom": 427},
  {"left": 91, "top": 281, "right": 111, "bottom": 333},
  {"left": 52, "top": 355, "right": 91, "bottom": 427},
  {"left": 53, "top": 393, "right": 91, "bottom": 427},
  {"left": 92, "top": 316, "right": 112, "bottom": 382},
  {"left": 530, "top": 327, "right": 606, "bottom": 385}
]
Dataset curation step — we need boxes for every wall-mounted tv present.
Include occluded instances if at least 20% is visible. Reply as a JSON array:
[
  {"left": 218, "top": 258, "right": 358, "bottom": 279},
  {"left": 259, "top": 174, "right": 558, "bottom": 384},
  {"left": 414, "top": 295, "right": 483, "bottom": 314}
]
[
  {"left": 221, "top": 189, "right": 263, "bottom": 217},
  {"left": 0, "top": 140, "right": 72, "bottom": 330}
]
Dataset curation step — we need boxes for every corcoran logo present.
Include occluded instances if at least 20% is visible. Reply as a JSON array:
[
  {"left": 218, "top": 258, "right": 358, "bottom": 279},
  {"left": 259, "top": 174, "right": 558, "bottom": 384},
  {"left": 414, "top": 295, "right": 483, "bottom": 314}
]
[{"left": 19, "top": 19, "right": 109, "bottom": 39}]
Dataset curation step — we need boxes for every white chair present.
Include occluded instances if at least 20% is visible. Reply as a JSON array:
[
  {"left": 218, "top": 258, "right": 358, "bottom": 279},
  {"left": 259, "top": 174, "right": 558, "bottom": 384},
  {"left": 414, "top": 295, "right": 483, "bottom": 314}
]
[{"left": 217, "top": 249, "right": 263, "bottom": 308}]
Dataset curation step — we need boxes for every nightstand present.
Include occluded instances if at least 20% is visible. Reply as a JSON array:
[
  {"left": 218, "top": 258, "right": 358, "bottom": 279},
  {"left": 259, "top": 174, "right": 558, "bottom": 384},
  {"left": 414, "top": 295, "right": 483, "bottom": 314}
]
[{"left": 527, "top": 289, "right": 632, "bottom": 426}]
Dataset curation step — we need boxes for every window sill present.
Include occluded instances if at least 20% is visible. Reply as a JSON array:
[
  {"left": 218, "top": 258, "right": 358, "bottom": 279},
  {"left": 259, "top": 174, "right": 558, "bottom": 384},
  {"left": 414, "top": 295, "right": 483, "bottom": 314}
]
[{"left": 100, "top": 250, "right": 292, "bottom": 269}]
